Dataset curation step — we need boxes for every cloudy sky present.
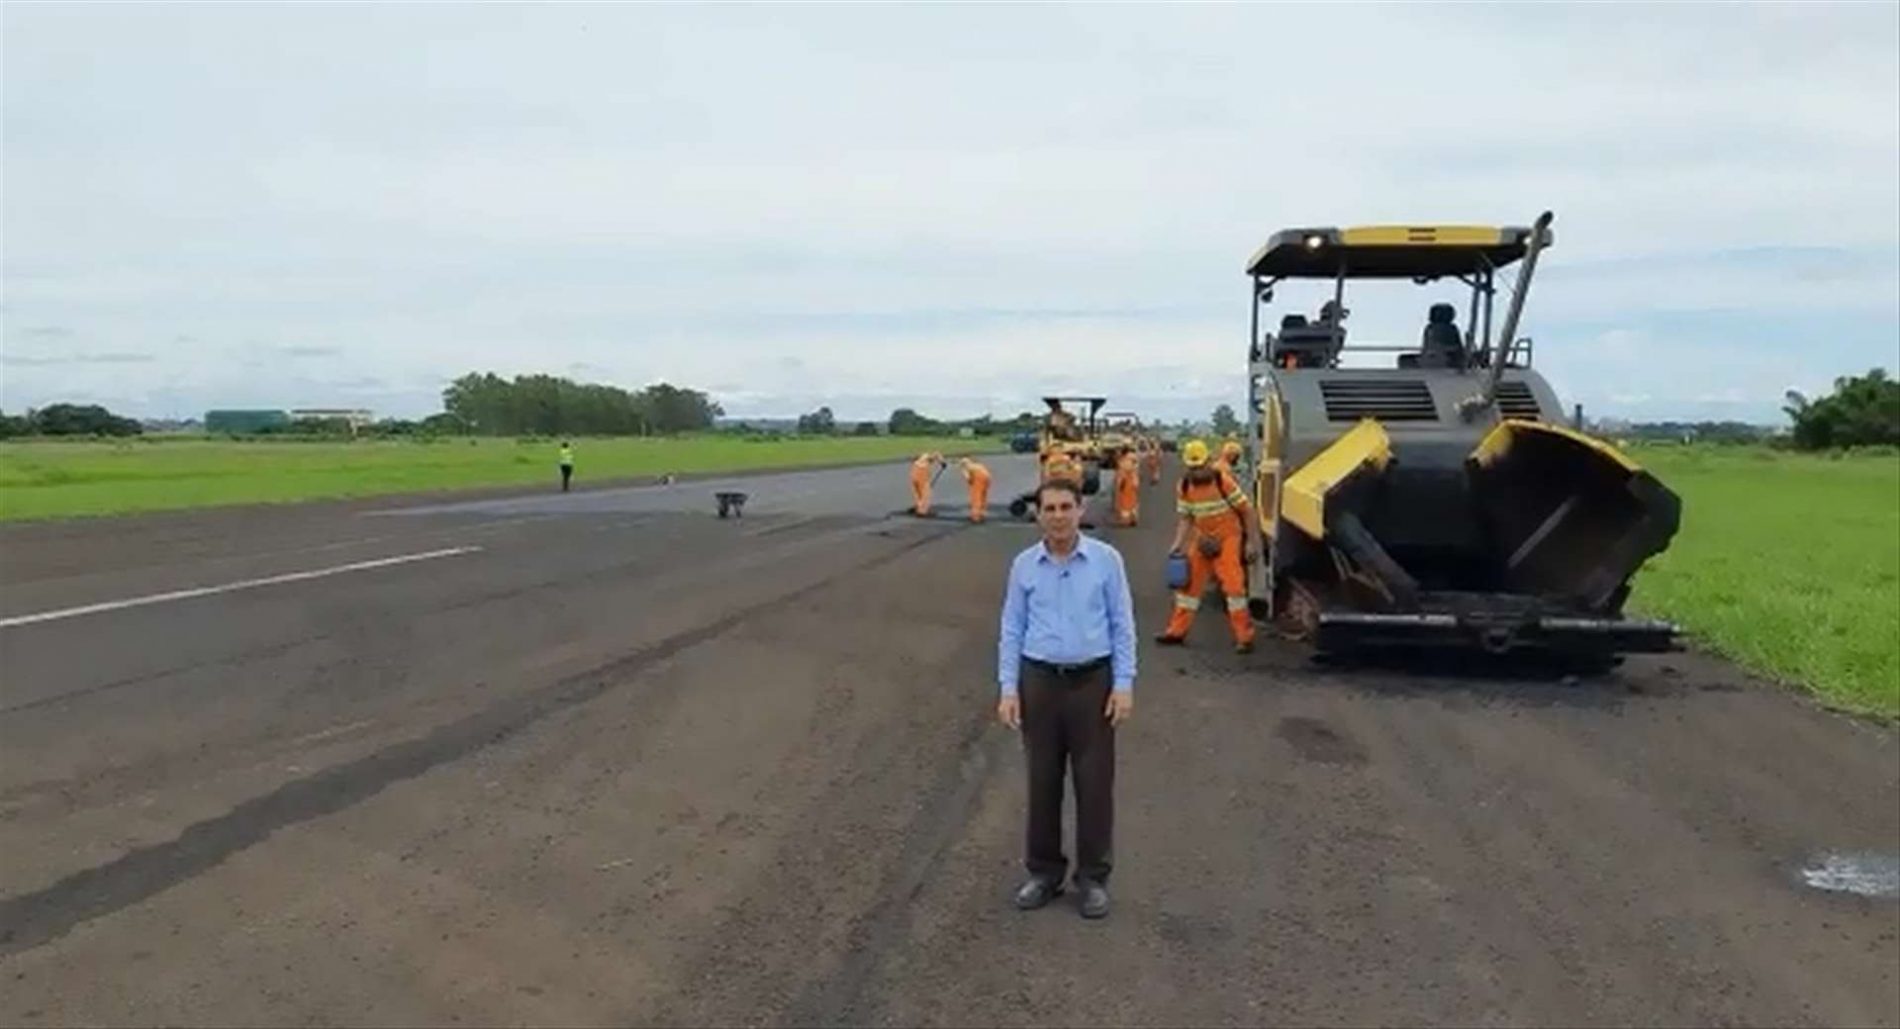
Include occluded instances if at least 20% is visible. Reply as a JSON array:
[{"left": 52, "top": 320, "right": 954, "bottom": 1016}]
[{"left": 4, "top": 3, "right": 1896, "bottom": 424}]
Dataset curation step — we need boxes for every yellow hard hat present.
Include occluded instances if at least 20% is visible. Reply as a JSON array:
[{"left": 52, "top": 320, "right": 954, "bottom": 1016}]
[{"left": 1182, "top": 439, "right": 1210, "bottom": 466}]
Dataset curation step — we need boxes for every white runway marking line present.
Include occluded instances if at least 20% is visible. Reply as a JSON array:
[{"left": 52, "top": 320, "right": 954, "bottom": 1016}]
[{"left": 0, "top": 547, "right": 483, "bottom": 629}]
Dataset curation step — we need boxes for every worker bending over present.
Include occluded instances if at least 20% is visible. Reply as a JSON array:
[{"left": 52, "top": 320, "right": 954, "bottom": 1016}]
[
  {"left": 911, "top": 452, "right": 944, "bottom": 516},
  {"left": 961, "top": 457, "right": 991, "bottom": 523},
  {"left": 1114, "top": 448, "right": 1141, "bottom": 527},
  {"left": 1157, "top": 439, "right": 1256, "bottom": 654}
]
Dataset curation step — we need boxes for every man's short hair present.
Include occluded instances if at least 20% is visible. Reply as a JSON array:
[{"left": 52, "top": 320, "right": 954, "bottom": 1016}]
[{"left": 1036, "top": 478, "right": 1083, "bottom": 508}]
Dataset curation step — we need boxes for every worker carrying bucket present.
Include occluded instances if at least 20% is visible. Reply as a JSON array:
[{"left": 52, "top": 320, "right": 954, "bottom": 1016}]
[
  {"left": 960, "top": 456, "right": 991, "bottom": 523},
  {"left": 1156, "top": 439, "right": 1256, "bottom": 654}
]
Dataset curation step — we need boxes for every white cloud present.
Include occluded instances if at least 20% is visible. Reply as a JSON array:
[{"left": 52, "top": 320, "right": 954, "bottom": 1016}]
[{"left": 3, "top": 3, "right": 1895, "bottom": 422}]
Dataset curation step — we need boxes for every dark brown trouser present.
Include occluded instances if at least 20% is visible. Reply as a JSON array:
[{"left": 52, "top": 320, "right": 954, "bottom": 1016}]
[{"left": 1020, "top": 659, "right": 1115, "bottom": 886}]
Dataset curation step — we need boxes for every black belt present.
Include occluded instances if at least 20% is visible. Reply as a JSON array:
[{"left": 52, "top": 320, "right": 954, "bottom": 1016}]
[{"left": 1024, "top": 655, "right": 1111, "bottom": 678}]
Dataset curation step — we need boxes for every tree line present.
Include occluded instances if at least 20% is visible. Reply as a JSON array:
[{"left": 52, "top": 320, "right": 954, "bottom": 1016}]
[
  {"left": 14, "top": 366, "right": 1886, "bottom": 448},
  {"left": 439, "top": 373, "right": 722, "bottom": 436},
  {"left": 1782, "top": 368, "right": 1899, "bottom": 450},
  {"left": 786, "top": 405, "right": 1055, "bottom": 437},
  {"left": 1599, "top": 420, "right": 1777, "bottom": 445},
  {"left": 0, "top": 403, "right": 143, "bottom": 438}
]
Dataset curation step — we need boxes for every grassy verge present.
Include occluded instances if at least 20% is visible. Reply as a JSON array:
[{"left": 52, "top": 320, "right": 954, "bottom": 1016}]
[
  {"left": 1629, "top": 444, "right": 1899, "bottom": 719},
  {"left": 0, "top": 435, "right": 996, "bottom": 522}
]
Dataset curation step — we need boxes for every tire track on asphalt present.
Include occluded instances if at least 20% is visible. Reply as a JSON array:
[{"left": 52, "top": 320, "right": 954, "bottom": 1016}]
[
  {"left": 0, "top": 523, "right": 965, "bottom": 958},
  {"left": 779, "top": 708, "right": 1006, "bottom": 1027},
  {"left": 626, "top": 515, "right": 1028, "bottom": 1027}
]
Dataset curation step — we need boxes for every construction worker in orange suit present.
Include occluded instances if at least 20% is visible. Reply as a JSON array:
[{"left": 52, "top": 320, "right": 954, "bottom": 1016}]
[
  {"left": 1143, "top": 437, "right": 1162, "bottom": 485},
  {"left": 960, "top": 456, "right": 991, "bottom": 522},
  {"left": 1113, "top": 448, "right": 1141, "bottom": 526},
  {"left": 1156, "top": 439, "right": 1257, "bottom": 654},
  {"left": 1218, "top": 436, "right": 1245, "bottom": 476},
  {"left": 911, "top": 451, "right": 943, "bottom": 516}
]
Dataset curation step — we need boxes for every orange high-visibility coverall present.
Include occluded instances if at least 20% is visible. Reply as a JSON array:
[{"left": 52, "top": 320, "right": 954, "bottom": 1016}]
[
  {"left": 910, "top": 454, "right": 936, "bottom": 515},
  {"left": 1114, "top": 450, "right": 1141, "bottom": 526},
  {"left": 1162, "top": 468, "right": 1255, "bottom": 646},
  {"left": 962, "top": 459, "right": 991, "bottom": 522}
]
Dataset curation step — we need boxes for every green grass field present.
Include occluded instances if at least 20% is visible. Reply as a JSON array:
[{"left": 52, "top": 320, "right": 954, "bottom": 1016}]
[
  {"left": 1629, "top": 445, "right": 1899, "bottom": 719},
  {"left": 5, "top": 435, "right": 1892, "bottom": 717},
  {"left": 0, "top": 435, "right": 995, "bottom": 522}
]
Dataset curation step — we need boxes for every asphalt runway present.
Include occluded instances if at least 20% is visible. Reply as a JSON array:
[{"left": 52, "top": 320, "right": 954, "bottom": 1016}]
[{"left": 1, "top": 454, "right": 1894, "bottom": 1027}]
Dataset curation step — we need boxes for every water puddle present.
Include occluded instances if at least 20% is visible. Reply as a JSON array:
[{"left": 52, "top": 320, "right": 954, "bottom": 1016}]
[{"left": 1798, "top": 852, "right": 1900, "bottom": 899}]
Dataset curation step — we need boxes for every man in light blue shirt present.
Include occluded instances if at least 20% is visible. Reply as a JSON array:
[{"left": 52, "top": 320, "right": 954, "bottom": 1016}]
[{"left": 996, "top": 478, "right": 1136, "bottom": 919}]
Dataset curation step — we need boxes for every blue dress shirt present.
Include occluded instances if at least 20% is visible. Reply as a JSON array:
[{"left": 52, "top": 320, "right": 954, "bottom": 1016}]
[{"left": 997, "top": 535, "right": 1137, "bottom": 697}]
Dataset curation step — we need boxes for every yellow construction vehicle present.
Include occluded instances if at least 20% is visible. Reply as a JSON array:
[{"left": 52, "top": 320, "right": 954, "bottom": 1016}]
[
  {"left": 1097, "top": 410, "right": 1143, "bottom": 467},
  {"left": 1006, "top": 397, "right": 1107, "bottom": 518},
  {"left": 1036, "top": 396, "right": 1107, "bottom": 491},
  {"left": 1244, "top": 213, "right": 1682, "bottom": 659}
]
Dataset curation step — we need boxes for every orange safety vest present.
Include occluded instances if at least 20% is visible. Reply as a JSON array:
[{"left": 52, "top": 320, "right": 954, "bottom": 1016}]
[{"left": 1177, "top": 468, "right": 1249, "bottom": 539}]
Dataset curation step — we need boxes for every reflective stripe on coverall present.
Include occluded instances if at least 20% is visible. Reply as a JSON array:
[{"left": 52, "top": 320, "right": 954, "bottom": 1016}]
[
  {"left": 1163, "top": 468, "right": 1255, "bottom": 645},
  {"left": 1114, "top": 451, "right": 1140, "bottom": 526}
]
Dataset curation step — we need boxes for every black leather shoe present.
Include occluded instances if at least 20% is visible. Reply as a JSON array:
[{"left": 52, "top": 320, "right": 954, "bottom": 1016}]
[
  {"left": 1078, "top": 880, "right": 1111, "bottom": 919},
  {"left": 1154, "top": 633, "right": 1185, "bottom": 646},
  {"left": 1013, "top": 877, "right": 1064, "bottom": 911}
]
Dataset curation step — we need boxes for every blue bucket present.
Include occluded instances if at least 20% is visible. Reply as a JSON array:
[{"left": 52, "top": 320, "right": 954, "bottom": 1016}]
[{"left": 1165, "top": 552, "right": 1190, "bottom": 590}]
